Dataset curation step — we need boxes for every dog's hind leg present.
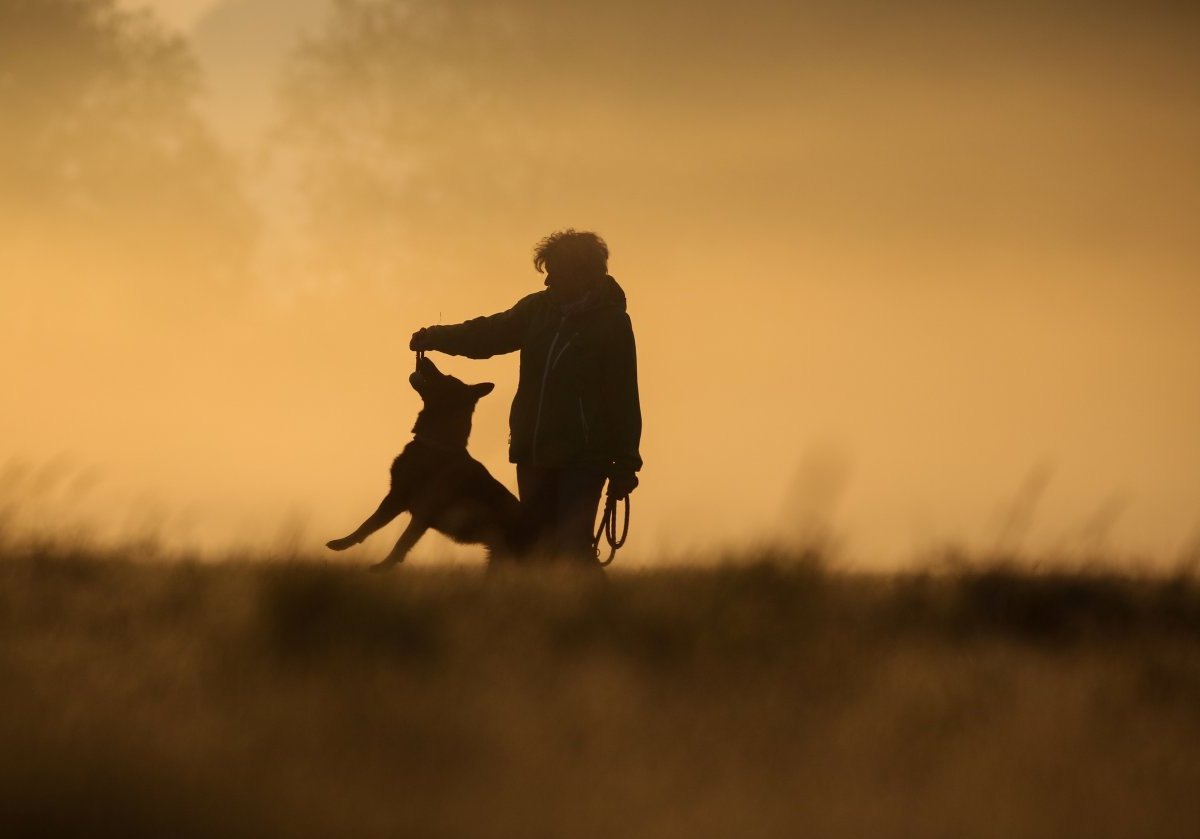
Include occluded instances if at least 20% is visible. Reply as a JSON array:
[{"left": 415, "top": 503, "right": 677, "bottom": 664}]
[
  {"left": 326, "top": 492, "right": 406, "bottom": 551},
  {"left": 369, "top": 517, "right": 428, "bottom": 572}
]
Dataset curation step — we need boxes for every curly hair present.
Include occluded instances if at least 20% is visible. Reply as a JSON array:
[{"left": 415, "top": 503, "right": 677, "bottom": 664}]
[{"left": 533, "top": 229, "right": 609, "bottom": 275}]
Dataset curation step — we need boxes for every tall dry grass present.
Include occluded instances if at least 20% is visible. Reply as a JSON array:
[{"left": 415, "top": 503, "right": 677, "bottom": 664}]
[{"left": 1, "top": 544, "right": 1199, "bottom": 837}]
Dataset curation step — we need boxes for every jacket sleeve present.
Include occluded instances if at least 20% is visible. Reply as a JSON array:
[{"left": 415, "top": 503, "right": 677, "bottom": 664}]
[
  {"left": 424, "top": 293, "right": 541, "bottom": 359},
  {"left": 602, "top": 313, "right": 643, "bottom": 475}
]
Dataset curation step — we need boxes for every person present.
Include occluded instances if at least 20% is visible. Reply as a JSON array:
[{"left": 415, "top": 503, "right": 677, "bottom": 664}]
[{"left": 409, "top": 229, "right": 641, "bottom": 566}]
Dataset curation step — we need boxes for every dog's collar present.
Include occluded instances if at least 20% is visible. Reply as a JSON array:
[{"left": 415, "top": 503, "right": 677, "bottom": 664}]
[{"left": 411, "top": 434, "right": 468, "bottom": 453}]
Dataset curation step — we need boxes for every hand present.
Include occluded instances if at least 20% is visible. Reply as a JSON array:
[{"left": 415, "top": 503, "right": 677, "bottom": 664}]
[
  {"left": 409, "top": 327, "right": 437, "bottom": 351},
  {"left": 607, "top": 471, "right": 639, "bottom": 499}
]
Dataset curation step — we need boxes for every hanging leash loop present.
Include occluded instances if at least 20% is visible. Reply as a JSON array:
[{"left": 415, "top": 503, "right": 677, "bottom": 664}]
[{"left": 594, "top": 494, "right": 630, "bottom": 566}]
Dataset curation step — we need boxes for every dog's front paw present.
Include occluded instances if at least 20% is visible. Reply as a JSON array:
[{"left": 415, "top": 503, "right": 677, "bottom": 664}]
[
  {"left": 326, "top": 536, "right": 358, "bottom": 551},
  {"left": 368, "top": 557, "right": 402, "bottom": 573}
]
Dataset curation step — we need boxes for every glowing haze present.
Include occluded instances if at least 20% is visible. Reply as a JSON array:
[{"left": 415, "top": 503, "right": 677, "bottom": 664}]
[{"left": 3, "top": 0, "right": 1198, "bottom": 566}]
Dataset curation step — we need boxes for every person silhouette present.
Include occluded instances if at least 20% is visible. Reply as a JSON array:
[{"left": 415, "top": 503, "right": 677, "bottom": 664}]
[{"left": 410, "top": 229, "right": 641, "bottom": 566}]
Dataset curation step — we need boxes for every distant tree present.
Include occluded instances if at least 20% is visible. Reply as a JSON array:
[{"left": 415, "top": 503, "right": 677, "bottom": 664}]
[
  {"left": 0, "top": 0, "right": 255, "bottom": 308},
  {"left": 273, "top": 0, "right": 551, "bottom": 284},
  {"left": 272, "top": 0, "right": 816, "bottom": 285}
]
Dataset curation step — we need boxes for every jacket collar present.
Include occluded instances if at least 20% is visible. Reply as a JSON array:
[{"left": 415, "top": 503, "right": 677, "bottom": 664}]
[{"left": 559, "top": 274, "right": 627, "bottom": 318}]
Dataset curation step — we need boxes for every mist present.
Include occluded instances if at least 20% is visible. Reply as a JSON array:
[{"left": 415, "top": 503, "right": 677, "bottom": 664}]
[{"left": 3, "top": 0, "right": 1199, "bottom": 565}]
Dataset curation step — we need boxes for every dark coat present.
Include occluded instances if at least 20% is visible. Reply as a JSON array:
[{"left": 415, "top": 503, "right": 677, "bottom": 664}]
[{"left": 423, "top": 275, "right": 642, "bottom": 476}]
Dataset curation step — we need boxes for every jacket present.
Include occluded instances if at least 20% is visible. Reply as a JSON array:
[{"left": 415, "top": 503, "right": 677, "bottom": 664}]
[{"left": 424, "top": 275, "right": 642, "bottom": 476}]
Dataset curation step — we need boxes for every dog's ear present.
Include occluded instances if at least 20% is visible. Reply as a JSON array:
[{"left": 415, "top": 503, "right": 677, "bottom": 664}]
[{"left": 470, "top": 382, "right": 495, "bottom": 399}]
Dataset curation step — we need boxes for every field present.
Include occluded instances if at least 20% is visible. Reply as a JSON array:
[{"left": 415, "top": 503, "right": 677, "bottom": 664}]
[{"left": 2, "top": 546, "right": 1199, "bottom": 838}]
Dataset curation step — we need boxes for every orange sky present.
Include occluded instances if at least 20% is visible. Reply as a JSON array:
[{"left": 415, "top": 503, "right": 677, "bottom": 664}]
[{"left": 3, "top": 0, "right": 1198, "bottom": 566}]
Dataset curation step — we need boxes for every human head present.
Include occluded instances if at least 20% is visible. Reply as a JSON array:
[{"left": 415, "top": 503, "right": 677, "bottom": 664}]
[{"left": 534, "top": 229, "right": 608, "bottom": 301}]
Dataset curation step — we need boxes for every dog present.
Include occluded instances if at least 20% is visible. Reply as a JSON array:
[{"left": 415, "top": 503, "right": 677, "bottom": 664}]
[{"left": 326, "top": 356, "right": 530, "bottom": 570}]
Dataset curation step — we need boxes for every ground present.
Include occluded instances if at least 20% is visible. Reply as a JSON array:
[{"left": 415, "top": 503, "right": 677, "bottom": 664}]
[{"left": 1, "top": 547, "right": 1199, "bottom": 838}]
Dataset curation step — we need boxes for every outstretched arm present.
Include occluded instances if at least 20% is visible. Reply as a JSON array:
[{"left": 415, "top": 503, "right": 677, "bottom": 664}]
[{"left": 411, "top": 292, "right": 543, "bottom": 359}]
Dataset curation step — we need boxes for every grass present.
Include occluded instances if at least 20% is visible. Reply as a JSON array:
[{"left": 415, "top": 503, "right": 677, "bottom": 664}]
[{"left": 1, "top": 545, "right": 1199, "bottom": 837}]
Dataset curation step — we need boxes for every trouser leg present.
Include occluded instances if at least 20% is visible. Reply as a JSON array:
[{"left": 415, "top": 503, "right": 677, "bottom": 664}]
[
  {"left": 517, "top": 464, "right": 607, "bottom": 565},
  {"left": 517, "top": 464, "right": 557, "bottom": 558},
  {"left": 556, "top": 468, "right": 607, "bottom": 563}
]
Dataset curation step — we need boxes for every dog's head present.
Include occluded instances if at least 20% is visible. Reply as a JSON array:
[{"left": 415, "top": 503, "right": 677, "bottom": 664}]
[{"left": 410, "top": 355, "right": 494, "bottom": 405}]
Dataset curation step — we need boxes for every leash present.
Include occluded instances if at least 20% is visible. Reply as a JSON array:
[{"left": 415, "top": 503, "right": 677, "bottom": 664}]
[{"left": 594, "top": 494, "right": 630, "bottom": 566}]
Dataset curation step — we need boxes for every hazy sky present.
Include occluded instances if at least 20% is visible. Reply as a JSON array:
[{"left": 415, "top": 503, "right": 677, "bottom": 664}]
[
  {"left": 6, "top": 0, "right": 1199, "bottom": 566},
  {"left": 127, "top": 0, "right": 217, "bottom": 28}
]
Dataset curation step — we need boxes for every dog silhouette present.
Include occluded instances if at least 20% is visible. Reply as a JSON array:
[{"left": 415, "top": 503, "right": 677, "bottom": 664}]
[{"left": 326, "top": 356, "right": 530, "bottom": 570}]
